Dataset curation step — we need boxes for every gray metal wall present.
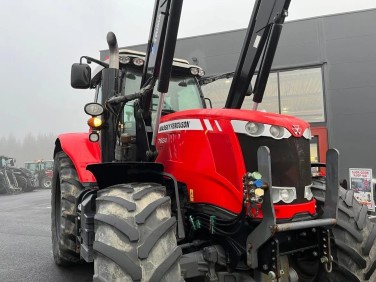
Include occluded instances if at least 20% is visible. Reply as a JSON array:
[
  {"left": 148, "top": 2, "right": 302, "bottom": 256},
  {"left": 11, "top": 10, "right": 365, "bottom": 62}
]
[{"left": 102, "top": 9, "right": 376, "bottom": 180}]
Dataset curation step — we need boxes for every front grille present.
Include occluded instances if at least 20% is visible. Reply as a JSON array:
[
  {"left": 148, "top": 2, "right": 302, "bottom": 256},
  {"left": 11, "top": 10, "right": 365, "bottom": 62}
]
[{"left": 237, "top": 134, "right": 311, "bottom": 202}]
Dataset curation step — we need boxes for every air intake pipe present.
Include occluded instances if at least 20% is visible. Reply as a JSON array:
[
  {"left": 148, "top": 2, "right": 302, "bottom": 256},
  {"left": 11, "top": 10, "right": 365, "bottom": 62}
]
[{"left": 101, "top": 32, "right": 120, "bottom": 162}]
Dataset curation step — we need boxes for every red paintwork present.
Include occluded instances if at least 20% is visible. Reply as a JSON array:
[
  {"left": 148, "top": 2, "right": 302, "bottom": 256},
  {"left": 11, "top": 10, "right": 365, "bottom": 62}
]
[
  {"left": 156, "top": 109, "right": 314, "bottom": 219},
  {"left": 252, "top": 200, "right": 317, "bottom": 219},
  {"left": 57, "top": 108, "right": 314, "bottom": 219},
  {"left": 56, "top": 133, "right": 101, "bottom": 182}
]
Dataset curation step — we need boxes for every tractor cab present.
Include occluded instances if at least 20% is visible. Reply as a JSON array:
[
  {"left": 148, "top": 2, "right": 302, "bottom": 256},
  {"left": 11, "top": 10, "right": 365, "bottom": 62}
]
[
  {"left": 72, "top": 49, "right": 207, "bottom": 161},
  {"left": 91, "top": 49, "right": 206, "bottom": 116}
]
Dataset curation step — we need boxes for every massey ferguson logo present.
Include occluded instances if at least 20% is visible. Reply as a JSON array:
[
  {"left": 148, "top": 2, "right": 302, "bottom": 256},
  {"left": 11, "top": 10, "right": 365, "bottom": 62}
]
[{"left": 292, "top": 125, "right": 302, "bottom": 135}]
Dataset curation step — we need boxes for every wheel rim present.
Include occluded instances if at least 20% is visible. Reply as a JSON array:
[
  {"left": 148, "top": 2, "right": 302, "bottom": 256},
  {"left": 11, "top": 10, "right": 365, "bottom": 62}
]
[{"left": 44, "top": 178, "right": 52, "bottom": 188}]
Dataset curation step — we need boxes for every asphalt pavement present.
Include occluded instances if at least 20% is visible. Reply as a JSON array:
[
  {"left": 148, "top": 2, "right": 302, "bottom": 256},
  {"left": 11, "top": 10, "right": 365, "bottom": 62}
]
[{"left": 0, "top": 189, "right": 93, "bottom": 282}]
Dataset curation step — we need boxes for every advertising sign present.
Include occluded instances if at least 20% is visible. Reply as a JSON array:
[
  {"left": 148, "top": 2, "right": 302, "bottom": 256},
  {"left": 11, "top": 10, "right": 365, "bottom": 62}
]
[{"left": 349, "top": 168, "right": 374, "bottom": 211}]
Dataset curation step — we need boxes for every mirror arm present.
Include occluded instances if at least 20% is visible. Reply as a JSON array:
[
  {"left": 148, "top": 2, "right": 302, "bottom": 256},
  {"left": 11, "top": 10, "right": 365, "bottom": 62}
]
[{"left": 80, "top": 56, "right": 109, "bottom": 68}]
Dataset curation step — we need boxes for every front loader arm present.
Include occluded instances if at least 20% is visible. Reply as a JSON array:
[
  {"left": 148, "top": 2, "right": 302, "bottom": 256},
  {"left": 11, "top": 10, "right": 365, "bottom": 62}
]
[{"left": 225, "top": 0, "right": 291, "bottom": 109}]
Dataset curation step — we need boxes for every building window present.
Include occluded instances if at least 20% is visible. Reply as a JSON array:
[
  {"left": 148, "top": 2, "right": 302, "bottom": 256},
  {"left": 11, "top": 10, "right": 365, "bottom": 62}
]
[
  {"left": 279, "top": 68, "right": 325, "bottom": 122},
  {"left": 201, "top": 79, "right": 231, "bottom": 109},
  {"left": 242, "top": 73, "right": 279, "bottom": 113},
  {"left": 201, "top": 66, "right": 325, "bottom": 123}
]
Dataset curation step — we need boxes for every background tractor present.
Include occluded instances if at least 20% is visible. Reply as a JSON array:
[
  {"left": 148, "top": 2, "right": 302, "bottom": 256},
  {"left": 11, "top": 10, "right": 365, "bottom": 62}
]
[
  {"left": 25, "top": 160, "right": 53, "bottom": 188},
  {"left": 51, "top": 0, "right": 376, "bottom": 281},
  {"left": 6, "top": 158, "right": 38, "bottom": 192},
  {"left": 0, "top": 156, "right": 21, "bottom": 194}
]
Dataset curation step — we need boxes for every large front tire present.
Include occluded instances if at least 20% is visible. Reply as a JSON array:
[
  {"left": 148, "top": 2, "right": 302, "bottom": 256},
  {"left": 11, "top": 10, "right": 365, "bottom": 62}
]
[
  {"left": 51, "top": 151, "right": 83, "bottom": 265},
  {"left": 93, "top": 182, "right": 183, "bottom": 282},
  {"left": 312, "top": 180, "right": 376, "bottom": 281}
]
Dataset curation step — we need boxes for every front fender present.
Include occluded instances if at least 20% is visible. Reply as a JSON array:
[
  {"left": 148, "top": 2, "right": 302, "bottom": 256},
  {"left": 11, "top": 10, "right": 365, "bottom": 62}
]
[{"left": 55, "top": 133, "right": 101, "bottom": 182}]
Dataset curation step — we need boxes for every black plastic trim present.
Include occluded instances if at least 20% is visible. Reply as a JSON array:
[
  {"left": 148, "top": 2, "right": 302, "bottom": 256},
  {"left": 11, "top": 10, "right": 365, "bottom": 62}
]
[{"left": 87, "top": 162, "right": 164, "bottom": 190}]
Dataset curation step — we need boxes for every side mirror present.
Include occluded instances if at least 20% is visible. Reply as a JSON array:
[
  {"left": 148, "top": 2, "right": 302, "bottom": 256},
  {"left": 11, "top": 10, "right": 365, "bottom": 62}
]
[{"left": 71, "top": 63, "right": 91, "bottom": 89}]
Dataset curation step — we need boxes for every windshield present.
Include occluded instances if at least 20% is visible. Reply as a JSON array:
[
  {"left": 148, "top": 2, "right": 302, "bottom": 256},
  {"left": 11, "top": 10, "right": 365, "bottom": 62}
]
[
  {"left": 24, "top": 161, "right": 53, "bottom": 172},
  {"left": 41, "top": 161, "right": 54, "bottom": 170},
  {"left": 123, "top": 70, "right": 203, "bottom": 110},
  {"left": 122, "top": 69, "right": 204, "bottom": 134},
  {"left": 25, "top": 163, "right": 38, "bottom": 172}
]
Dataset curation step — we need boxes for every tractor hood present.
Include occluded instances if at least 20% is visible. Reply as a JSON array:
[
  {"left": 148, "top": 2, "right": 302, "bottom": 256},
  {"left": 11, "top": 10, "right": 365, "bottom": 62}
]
[{"left": 159, "top": 109, "right": 310, "bottom": 139}]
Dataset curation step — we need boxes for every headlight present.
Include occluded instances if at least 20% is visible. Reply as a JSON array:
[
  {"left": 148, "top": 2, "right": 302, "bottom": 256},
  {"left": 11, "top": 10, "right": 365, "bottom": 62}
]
[
  {"left": 89, "top": 132, "right": 100, "bottom": 142},
  {"left": 303, "top": 127, "right": 312, "bottom": 140},
  {"left": 198, "top": 69, "right": 205, "bottom": 76},
  {"left": 304, "top": 185, "right": 313, "bottom": 200},
  {"left": 190, "top": 67, "right": 199, "bottom": 75},
  {"left": 245, "top": 122, "right": 264, "bottom": 136},
  {"left": 270, "top": 125, "right": 284, "bottom": 139},
  {"left": 84, "top": 103, "right": 104, "bottom": 117},
  {"left": 119, "top": 56, "right": 131, "bottom": 64},
  {"left": 271, "top": 187, "right": 297, "bottom": 203},
  {"left": 231, "top": 120, "right": 292, "bottom": 139},
  {"left": 133, "top": 57, "right": 144, "bottom": 66}
]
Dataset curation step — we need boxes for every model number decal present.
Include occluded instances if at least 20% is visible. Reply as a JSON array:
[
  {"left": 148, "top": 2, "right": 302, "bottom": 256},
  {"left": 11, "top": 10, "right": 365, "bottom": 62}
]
[
  {"left": 158, "top": 119, "right": 203, "bottom": 133},
  {"left": 158, "top": 137, "right": 168, "bottom": 144}
]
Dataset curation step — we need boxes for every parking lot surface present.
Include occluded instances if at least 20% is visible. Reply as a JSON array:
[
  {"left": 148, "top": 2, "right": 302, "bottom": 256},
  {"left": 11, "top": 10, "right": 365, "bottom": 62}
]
[{"left": 0, "top": 189, "right": 93, "bottom": 282}]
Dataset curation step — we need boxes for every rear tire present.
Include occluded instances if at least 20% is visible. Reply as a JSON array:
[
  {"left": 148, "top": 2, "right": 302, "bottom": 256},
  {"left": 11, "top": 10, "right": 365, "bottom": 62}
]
[
  {"left": 42, "top": 176, "right": 52, "bottom": 189},
  {"left": 312, "top": 179, "right": 376, "bottom": 281},
  {"left": 51, "top": 151, "right": 83, "bottom": 265},
  {"left": 93, "top": 182, "right": 183, "bottom": 282}
]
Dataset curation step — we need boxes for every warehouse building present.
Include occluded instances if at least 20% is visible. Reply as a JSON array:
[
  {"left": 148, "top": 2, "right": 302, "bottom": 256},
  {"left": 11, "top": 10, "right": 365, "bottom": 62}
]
[{"left": 101, "top": 8, "right": 376, "bottom": 181}]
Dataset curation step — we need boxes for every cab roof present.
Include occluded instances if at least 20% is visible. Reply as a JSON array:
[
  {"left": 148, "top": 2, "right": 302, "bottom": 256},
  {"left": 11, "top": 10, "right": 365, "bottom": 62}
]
[{"left": 90, "top": 49, "right": 204, "bottom": 87}]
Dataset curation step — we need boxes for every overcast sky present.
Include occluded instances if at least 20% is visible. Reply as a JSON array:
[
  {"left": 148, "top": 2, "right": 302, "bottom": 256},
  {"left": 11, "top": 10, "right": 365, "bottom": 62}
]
[{"left": 1, "top": 0, "right": 376, "bottom": 140}]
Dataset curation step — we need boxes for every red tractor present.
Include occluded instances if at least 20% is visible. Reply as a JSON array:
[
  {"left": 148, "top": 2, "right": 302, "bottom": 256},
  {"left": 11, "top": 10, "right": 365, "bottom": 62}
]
[
  {"left": 52, "top": 0, "right": 376, "bottom": 281},
  {"left": 25, "top": 160, "right": 53, "bottom": 188}
]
